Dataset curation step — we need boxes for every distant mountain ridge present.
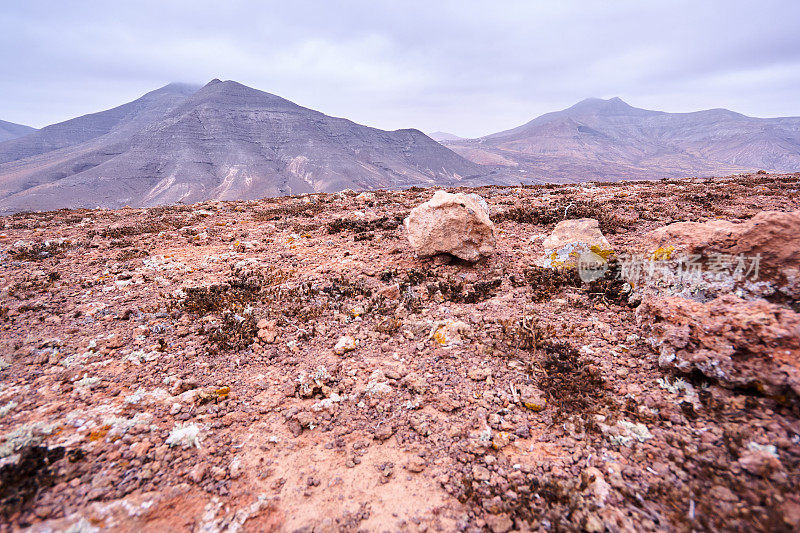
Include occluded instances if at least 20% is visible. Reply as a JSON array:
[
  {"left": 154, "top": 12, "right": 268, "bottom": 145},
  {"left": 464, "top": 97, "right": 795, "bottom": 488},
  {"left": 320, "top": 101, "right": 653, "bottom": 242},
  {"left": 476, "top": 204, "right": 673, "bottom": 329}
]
[
  {"left": 429, "top": 131, "right": 463, "bottom": 142},
  {"left": 441, "top": 97, "right": 800, "bottom": 182},
  {"left": 4, "top": 88, "right": 799, "bottom": 213},
  {"left": 0, "top": 83, "right": 200, "bottom": 165},
  {"left": 0, "top": 80, "right": 491, "bottom": 213},
  {"left": 0, "top": 120, "right": 36, "bottom": 143}
]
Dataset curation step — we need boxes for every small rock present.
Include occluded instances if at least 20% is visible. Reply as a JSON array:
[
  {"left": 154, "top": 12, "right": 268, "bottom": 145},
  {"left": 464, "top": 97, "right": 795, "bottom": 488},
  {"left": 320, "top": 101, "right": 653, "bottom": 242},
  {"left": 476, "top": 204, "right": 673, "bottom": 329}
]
[
  {"left": 473, "top": 465, "right": 491, "bottom": 481},
  {"left": 491, "top": 432, "right": 511, "bottom": 450},
  {"left": 520, "top": 386, "right": 547, "bottom": 412},
  {"left": 485, "top": 513, "right": 513, "bottom": 533},
  {"left": 542, "top": 218, "right": 612, "bottom": 269},
  {"left": 432, "top": 320, "right": 471, "bottom": 347},
  {"left": 406, "top": 456, "right": 427, "bottom": 473},
  {"left": 189, "top": 464, "right": 207, "bottom": 483},
  {"left": 402, "top": 373, "right": 428, "bottom": 394},
  {"left": 379, "top": 283, "right": 401, "bottom": 300},
  {"left": 287, "top": 419, "right": 303, "bottom": 437},
  {"left": 229, "top": 457, "right": 243, "bottom": 479},
  {"left": 709, "top": 485, "right": 737, "bottom": 502},
  {"left": 373, "top": 424, "right": 395, "bottom": 442},
  {"left": 130, "top": 440, "right": 152, "bottom": 458},
  {"left": 513, "top": 424, "right": 530, "bottom": 438},
  {"left": 257, "top": 319, "right": 278, "bottom": 343},
  {"left": 211, "top": 466, "right": 227, "bottom": 481},
  {"left": 738, "top": 449, "right": 782, "bottom": 477},
  {"left": 780, "top": 501, "right": 800, "bottom": 530},
  {"left": 468, "top": 367, "right": 491, "bottom": 381},
  {"left": 583, "top": 513, "right": 604, "bottom": 533},
  {"left": 334, "top": 335, "right": 357, "bottom": 355},
  {"left": 580, "top": 467, "right": 611, "bottom": 505}
]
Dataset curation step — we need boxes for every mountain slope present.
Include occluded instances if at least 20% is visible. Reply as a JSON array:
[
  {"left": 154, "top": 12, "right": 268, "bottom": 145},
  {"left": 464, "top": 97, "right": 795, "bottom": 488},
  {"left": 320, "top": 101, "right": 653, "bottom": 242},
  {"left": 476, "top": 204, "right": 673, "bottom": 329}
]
[
  {"left": 443, "top": 98, "right": 800, "bottom": 182},
  {"left": 0, "top": 80, "right": 489, "bottom": 213},
  {"left": 0, "top": 83, "right": 199, "bottom": 165},
  {"left": 0, "top": 120, "right": 36, "bottom": 143},
  {"left": 429, "top": 131, "right": 463, "bottom": 142}
]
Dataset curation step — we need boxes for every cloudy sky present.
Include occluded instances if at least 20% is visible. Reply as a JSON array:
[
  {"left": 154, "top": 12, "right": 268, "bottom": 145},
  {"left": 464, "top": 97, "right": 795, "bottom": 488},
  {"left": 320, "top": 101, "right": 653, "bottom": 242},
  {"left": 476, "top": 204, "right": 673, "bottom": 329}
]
[{"left": 2, "top": 0, "right": 799, "bottom": 137}]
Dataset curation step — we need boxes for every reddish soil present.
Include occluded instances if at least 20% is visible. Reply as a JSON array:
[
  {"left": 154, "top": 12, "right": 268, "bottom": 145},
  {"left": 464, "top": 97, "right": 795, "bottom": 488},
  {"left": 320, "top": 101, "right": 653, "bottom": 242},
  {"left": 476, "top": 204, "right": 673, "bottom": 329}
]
[{"left": 0, "top": 173, "right": 799, "bottom": 532}]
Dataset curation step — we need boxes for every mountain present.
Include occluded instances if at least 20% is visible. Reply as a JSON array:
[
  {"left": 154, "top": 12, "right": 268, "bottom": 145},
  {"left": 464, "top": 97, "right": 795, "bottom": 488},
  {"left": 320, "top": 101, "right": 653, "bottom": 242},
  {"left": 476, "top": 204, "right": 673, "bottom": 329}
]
[
  {"left": 0, "top": 83, "right": 200, "bottom": 165},
  {"left": 442, "top": 97, "right": 800, "bottom": 182},
  {"left": 0, "top": 120, "right": 36, "bottom": 142},
  {"left": 429, "top": 131, "right": 463, "bottom": 142},
  {"left": 0, "top": 80, "right": 489, "bottom": 213}
]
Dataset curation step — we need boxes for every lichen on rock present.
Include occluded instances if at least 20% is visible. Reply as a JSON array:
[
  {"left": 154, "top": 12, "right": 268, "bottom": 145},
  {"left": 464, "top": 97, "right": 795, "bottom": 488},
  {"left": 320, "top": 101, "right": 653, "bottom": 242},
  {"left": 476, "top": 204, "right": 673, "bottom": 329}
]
[{"left": 542, "top": 218, "right": 613, "bottom": 269}]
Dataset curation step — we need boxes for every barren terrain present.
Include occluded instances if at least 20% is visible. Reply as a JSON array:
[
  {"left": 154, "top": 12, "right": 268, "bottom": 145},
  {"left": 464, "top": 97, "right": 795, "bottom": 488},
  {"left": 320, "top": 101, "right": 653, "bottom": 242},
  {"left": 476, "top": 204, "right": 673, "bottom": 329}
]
[{"left": 1, "top": 173, "right": 799, "bottom": 532}]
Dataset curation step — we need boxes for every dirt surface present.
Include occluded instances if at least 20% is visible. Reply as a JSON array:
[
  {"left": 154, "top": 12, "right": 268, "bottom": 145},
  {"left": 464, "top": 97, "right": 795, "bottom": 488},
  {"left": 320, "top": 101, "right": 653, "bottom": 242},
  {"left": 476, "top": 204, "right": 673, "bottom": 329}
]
[{"left": 1, "top": 173, "right": 799, "bottom": 532}]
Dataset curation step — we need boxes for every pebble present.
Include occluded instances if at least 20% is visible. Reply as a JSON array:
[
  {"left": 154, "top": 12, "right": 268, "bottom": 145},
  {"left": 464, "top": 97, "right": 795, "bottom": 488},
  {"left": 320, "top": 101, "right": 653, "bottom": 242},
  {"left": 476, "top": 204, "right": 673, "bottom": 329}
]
[
  {"left": 519, "top": 386, "right": 547, "bottom": 412},
  {"left": 229, "top": 457, "right": 243, "bottom": 479},
  {"left": 189, "top": 464, "right": 207, "bottom": 483},
  {"left": 334, "top": 335, "right": 356, "bottom": 355},
  {"left": 406, "top": 456, "right": 427, "bottom": 473},
  {"left": 468, "top": 367, "right": 491, "bottom": 381}
]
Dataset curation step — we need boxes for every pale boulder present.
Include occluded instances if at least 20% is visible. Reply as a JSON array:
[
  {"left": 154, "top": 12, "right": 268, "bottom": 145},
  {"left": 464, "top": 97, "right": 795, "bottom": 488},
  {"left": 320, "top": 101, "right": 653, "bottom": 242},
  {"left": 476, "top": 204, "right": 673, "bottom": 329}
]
[
  {"left": 405, "top": 191, "right": 494, "bottom": 262},
  {"left": 542, "top": 218, "right": 612, "bottom": 268}
]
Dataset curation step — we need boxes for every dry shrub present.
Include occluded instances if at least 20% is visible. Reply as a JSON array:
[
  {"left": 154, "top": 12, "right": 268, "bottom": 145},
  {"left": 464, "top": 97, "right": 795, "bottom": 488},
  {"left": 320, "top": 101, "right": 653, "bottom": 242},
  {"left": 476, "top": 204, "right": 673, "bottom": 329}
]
[
  {"left": 427, "top": 277, "right": 502, "bottom": 304},
  {"left": 8, "top": 242, "right": 74, "bottom": 262},
  {"left": 495, "top": 200, "right": 624, "bottom": 233}
]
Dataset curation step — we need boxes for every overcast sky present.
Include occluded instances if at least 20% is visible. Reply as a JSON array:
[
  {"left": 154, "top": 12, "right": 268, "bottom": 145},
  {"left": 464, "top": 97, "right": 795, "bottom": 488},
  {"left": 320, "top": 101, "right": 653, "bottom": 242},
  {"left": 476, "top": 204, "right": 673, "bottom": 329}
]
[{"left": 2, "top": 0, "right": 799, "bottom": 137}]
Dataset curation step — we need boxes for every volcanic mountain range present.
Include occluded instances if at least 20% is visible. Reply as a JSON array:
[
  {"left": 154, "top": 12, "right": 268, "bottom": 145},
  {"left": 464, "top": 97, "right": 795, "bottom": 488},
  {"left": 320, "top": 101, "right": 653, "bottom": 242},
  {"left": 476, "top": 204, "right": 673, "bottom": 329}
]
[
  {"left": 441, "top": 96, "right": 800, "bottom": 182},
  {"left": 0, "top": 80, "right": 493, "bottom": 214},
  {"left": 1, "top": 81, "right": 799, "bottom": 213}
]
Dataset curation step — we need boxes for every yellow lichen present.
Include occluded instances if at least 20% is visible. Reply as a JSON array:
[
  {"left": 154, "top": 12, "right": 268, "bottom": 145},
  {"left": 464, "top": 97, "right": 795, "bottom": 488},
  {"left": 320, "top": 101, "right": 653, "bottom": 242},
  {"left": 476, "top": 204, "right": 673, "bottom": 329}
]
[
  {"left": 650, "top": 245, "right": 675, "bottom": 261},
  {"left": 589, "top": 245, "right": 614, "bottom": 260},
  {"left": 433, "top": 327, "right": 447, "bottom": 346},
  {"left": 89, "top": 425, "right": 111, "bottom": 442},
  {"left": 523, "top": 400, "right": 547, "bottom": 412}
]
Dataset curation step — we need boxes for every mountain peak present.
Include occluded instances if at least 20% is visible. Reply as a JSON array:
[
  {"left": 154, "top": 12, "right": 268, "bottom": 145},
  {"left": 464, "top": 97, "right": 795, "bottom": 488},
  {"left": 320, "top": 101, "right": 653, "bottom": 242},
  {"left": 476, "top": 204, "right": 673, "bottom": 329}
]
[
  {"left": 571, "top": 96, "right": 633, "bottom": 111},
  {"left": 149, "top": 82, "right": 201, "bottom": 97},
  {"left": 0, "top": 80, "right": 484, "bottom": 213},
  {"left": 429, "top": 131, "right": 463, "bottom": 142},
  {"left": 185, "top": 79, "right": 298, "bottom": 111}
]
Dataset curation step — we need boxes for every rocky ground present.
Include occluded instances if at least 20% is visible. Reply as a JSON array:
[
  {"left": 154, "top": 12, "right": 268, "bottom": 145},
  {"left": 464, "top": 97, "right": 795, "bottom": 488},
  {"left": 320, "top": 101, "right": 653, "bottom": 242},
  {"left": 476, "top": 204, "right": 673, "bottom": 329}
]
[{"left": 0, "top": 173, "right": 799, "bottom": 532}]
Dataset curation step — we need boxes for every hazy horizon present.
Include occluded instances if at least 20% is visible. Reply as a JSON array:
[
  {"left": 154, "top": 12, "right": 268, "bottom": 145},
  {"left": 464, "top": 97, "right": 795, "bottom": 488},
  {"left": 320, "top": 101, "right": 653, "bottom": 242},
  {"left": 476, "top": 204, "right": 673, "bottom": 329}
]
[{"left": 2, "top": 1, "right": 800, "bottom": 137}]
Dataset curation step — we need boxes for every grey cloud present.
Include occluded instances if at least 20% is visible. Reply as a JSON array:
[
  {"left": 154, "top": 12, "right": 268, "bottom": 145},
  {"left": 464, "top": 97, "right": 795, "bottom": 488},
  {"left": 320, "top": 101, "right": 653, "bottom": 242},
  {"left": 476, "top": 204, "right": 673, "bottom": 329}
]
[{"left": 1, "top": 0, "right": 799, "bottom": 137}]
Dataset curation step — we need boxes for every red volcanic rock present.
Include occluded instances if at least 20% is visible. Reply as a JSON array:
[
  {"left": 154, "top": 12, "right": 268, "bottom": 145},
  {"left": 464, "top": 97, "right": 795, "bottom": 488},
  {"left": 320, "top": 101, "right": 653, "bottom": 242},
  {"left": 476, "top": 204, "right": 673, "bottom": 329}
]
[
  {"left": 644, "top": 210, "right": 800, "bottom": 295},
  {"left": 637, "top": 294, "right": 800, "bottom": 400}
]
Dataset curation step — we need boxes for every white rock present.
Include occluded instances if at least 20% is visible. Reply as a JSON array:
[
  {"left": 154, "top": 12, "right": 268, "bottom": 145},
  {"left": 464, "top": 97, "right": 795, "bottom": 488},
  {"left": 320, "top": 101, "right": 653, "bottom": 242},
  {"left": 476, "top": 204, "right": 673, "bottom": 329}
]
[
  {"left": 334, "top": 335, "right": 357, "bottom": 355},
  {"left": 229, "top": 457, "right": 243, "bottom": 478},
  {"left": 542, "top": 218, "right": 612, "bottom": 270},
  {"left": 166, "top": 423, "right": 202, "bottom": 449}
]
